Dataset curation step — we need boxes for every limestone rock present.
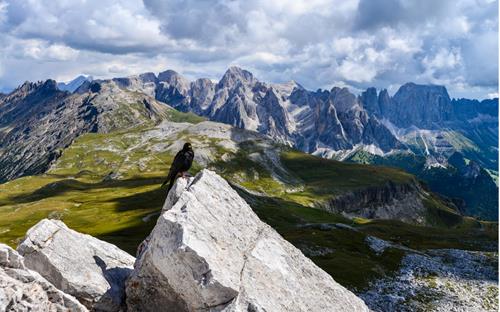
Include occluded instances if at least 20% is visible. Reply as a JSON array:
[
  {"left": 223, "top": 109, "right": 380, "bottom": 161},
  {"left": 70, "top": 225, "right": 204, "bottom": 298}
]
[
  {"left": 126, "top": 169, "right": 369, "bottom": 312},
  {"left": 0, "top": 244, "right": 88, "bottom": 312},
  {"left": 17, "top": 219, "right": 135, "bottom": 311}
]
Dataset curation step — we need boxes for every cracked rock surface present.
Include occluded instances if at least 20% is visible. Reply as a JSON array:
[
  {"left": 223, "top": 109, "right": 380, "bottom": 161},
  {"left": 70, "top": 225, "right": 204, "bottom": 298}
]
[
  {"left": 126, "top": 169, "right": 369, "bottom": 312},
  {"left": 17, "top": 219, "right": 135, "bottom": 311},
  {"left": 0, "top": 243, "right": 88, "bottom": 312}
]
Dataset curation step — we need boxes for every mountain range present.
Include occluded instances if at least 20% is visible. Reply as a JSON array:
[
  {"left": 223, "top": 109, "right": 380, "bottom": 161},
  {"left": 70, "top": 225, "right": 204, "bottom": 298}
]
[
  {"left": 65, "top": 66, "right": 497, "bottom": 169},
  {"left": 0, "top": 67, "right": 497, "bottom": 220}
]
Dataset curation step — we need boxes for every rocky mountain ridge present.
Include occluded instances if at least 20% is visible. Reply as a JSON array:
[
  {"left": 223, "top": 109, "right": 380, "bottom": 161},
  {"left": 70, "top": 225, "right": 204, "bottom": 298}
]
[
  {"left": 73, "top": 66, "right": 497, "bottom": 174},
  {"left": 0, "top": 78, "right": 175, "bottom": 182},
  {"left": 361, "top": 83, "right": 498, "bottom": 171}
]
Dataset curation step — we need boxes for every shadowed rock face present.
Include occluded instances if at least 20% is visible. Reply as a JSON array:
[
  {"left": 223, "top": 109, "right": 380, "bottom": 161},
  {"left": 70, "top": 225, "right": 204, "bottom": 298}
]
[
  {"left": 323, "top": 181, "right": 428, "bottom": 225},
  {"left": 385, "top": 83, "right": 453, "bottom": 128},
  {"left": 0, "top": 243, "right": 88, "bottom": 312},
  {"left": 17, "top": 219, "right": 135, "bottom": 311},
  {"left": 126, "top": 169, "right": 370, "bottom": 312}
]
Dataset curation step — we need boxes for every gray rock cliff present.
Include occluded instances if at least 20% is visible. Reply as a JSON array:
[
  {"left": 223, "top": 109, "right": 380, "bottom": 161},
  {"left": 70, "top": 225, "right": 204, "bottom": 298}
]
[{"left": 126, "top": 169, "right": 370, "bottom": 312}]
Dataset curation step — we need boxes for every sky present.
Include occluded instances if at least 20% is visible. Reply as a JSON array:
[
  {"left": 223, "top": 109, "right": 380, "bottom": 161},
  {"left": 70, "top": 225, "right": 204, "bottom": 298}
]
[{"left": 0, "top": 0, "right": 498, "bottom": 99}]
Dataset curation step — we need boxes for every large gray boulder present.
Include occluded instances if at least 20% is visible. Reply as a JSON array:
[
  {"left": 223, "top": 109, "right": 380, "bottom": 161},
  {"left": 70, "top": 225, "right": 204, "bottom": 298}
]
[
  {"left": 0, "top": 243, "right": 88, "bottom": 312},
  {"left": 126, "top": 169, "right": 369, "bottom": 312},
  {"left": 17, "top": 219, "right": 135, "bottom": 311}
]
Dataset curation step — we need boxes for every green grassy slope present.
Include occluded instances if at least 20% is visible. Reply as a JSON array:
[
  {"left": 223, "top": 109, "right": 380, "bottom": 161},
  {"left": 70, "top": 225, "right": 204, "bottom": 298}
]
[{"left": 0, "top": 119, "right": 496, "bottom": 292}]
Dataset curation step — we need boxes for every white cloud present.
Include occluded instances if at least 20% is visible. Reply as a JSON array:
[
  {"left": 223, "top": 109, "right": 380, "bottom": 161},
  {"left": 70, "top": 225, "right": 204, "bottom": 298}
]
[
  {"left": 22, "top": 40, "right": 79, "bottom": 61},
  {"left": 338, "top": 60, "right": 377, "bottom": 83},
  {"left": 0, "top": 0, "right": 496, "bottom": 99},
  {"left": 421, "top": 48, "right": 463, "bottom": 78},
  {"left": 488, "top": 92, "right": 499, "bottom": 99}
]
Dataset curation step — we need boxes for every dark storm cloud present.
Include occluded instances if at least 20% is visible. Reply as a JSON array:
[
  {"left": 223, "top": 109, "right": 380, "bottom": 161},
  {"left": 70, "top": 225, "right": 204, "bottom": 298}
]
[{"left": 354, "top": 0, "right": 451, "bottom": 30}]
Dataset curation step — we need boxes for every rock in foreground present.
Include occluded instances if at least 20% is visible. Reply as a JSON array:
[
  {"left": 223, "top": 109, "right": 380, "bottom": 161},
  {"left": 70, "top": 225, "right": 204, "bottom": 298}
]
[
  {"left": 126, "top": 169, "right": 369, "bottom": 312},
  {"left": 17, "top": 219, "right": 135, "bottom": 311},
  {"left": 0, "top": 243, "right": 88, "bottom": 312}
]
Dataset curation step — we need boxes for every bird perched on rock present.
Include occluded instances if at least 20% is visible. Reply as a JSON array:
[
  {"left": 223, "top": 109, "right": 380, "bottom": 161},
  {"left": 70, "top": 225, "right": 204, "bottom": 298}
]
[{"left": 162, "top": 142, "right": 194, "bottom": 194}]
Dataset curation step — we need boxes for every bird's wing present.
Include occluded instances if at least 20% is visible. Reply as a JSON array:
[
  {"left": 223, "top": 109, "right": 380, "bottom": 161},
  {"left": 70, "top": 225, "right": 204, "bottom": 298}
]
[
  {"left": 182, "top": 150, "right": 194, "bottom": 168},
  {"left": 166, "top": 150, "right": 184, "bottom": 180}
]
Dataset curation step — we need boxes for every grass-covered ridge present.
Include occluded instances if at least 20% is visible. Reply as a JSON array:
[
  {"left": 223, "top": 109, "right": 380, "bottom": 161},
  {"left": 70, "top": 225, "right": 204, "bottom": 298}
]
[{"left": 345, "top": 149, "right": 499, "bottom": 221}]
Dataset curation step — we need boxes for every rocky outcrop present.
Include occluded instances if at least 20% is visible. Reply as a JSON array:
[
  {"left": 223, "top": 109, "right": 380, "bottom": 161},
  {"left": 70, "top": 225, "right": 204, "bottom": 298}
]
[
  {"left": 0, "top": 243, "right": 88, "bottom": 311},
  {"left": 322, "top": 180, "right": 427, "bottom": 224},
  {"left": 126, "top": 169, "right": 369, "bottom": 312},
  {"left": 17, "top": 219, "right": 135, "bottom": 311}
]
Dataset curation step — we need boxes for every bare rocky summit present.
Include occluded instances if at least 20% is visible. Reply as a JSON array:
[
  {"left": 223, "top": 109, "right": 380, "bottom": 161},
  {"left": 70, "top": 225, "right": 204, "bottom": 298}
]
[{"left": 127, "top": 169, "right": 370, "bottom": 311}]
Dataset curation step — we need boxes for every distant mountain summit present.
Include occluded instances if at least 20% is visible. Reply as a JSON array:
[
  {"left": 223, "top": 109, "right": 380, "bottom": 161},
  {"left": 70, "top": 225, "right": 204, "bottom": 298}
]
[{"left": 57, "top": 75, "right": 93, "bottom": 92}]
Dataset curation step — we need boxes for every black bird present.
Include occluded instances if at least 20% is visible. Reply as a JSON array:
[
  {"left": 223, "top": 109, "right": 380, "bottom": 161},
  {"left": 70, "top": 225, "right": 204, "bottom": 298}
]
[{"left": 162, "top": 142, "right": 194, "bottom": 193}]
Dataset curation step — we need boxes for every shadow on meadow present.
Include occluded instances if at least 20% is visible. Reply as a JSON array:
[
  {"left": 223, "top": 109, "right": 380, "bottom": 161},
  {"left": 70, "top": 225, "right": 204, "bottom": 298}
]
[{"left": 3, "top": 175, "right": 165, "bottom": 207}]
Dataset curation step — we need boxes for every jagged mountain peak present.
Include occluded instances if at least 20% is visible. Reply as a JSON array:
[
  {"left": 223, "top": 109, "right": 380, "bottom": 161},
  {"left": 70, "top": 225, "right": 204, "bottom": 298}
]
[
  {"left": 158, "top": 69, "right": 186, "bottom": 83},
  {"left": 395, "top": 82, "right": 450, "bottom": 101},
  {"left": 57, "top": 75, "right": 93, "bottom": 92},
  {"left": 219, "top": 66, "right": 256, "bottom": 88},
  {"left": 17, "top": 79, "right": 54, "bottom": 91},
  {"left": 7, "top": 80, "right": 59, "bottom": 99},
  {"left": 156, "top": 70, "right": 191, "bottom": 98},
  {"left": 330, "top": 86, "right": 360, "bottom": 112}
]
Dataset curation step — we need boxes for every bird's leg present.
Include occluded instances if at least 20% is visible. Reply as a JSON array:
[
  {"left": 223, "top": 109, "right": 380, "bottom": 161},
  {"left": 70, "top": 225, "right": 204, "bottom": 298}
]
[{"left": 180, "top": 171, "right": 187, "bottom": 178}]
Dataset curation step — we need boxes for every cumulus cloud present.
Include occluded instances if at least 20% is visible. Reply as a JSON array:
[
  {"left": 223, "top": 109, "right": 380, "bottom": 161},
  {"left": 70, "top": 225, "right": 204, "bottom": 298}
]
[{"left": 0, "top": 0, "right": 497, "bottom": 99}]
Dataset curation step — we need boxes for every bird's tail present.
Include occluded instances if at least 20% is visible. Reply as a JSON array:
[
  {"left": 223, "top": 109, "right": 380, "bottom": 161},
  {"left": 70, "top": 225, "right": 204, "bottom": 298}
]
[{"left": 161, "top": 170, "right": 175, "bottom": 188}]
